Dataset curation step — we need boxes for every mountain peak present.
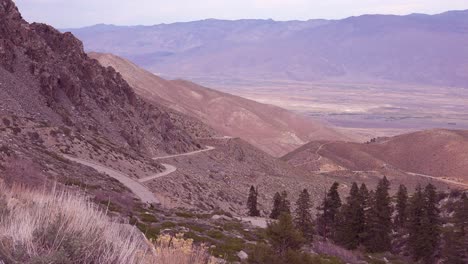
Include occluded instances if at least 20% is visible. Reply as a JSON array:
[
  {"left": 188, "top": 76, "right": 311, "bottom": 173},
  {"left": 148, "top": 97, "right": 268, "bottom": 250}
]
[{"left": 0, "top": 0, "right": 22, "bottom": 21}]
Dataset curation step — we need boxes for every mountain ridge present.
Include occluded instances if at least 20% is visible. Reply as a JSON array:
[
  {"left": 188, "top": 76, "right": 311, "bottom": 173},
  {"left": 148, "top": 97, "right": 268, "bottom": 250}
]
[{"left": 68, "top": 9, "right": 468, "bottom": 88}]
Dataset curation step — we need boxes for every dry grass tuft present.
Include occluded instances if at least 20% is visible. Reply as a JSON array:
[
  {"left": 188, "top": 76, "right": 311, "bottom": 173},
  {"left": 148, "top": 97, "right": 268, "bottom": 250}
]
[{"left": 0, "top": 183, "right": 217, "bottom": 264}]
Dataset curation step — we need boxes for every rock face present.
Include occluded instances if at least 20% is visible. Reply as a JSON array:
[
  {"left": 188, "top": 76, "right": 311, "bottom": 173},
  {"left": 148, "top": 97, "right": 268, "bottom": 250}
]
[{"left": 0, "top": 0, "right": 199, "bottom": 156}]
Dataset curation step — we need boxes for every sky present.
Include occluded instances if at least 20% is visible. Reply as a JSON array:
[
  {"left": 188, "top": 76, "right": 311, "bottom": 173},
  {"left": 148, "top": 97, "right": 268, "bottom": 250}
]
[{"left": 15, "top": 0, "right": 468, "bottom": 28}]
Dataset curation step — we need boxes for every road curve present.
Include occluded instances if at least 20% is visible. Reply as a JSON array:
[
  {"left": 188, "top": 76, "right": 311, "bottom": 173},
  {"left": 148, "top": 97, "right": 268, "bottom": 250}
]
[
  {"left": 63, "top": 155, "right": 160, "bottom": 204},
  {"left": 153, "top": 146, "right": 215, "bottom": 160},
  {"left": 138, "top": 163, "right": 177, "bottom": 183},
  {"left": 405, "top": 171, "right": 468, "bottom": 189}
]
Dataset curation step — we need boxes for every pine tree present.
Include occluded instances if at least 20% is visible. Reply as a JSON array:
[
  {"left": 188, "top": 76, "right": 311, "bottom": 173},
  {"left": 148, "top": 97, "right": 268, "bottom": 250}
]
[
  {"left": 316, "top": 182, "right": 341, "bottom": 239},
  {"left": 280, "top": 191, "right": 291, "bottom": 216},
  {"left": 247, "top": 185, "right": 260, "bottom": 217},
  {"left": 394, "top": 184, "right": 408, "bottom": 230},
  {"left": 270, "top": 192, "right": 283, "bottom": 219},
  {"left": 454, "top": 192, "right": 468, "bottom": 237},
  {"left": 442, "top": 229, "right": 466, "bottom": 264},
  {"left": 408, "top": 185, "right": 426, "bottom": 261},
  {"left": 365, "top": 176, "right": 392, "bottom": 253},
  {"left": 266, "top": 213, "right": 305, "bottom": 257},
  {"left": 335, "top": 182, "right": 365, "bottom": 249},
  {"left": 359, "top": 183, "right": 370, "bottom": 245},
  {"left": 270, "top": 191, "right": 291, "bottom": 219},
  {"left": 294, "top": 189, "right": 314, "bottom": 242},
  {"left": 408, "top": 184, "right": 441, "bottom": 263},
  {"left": 422, "top": 184, "right": 440, "bottom": 264},
  {"left": 442, "top": 192, "right": 468, "bottom": 264}
]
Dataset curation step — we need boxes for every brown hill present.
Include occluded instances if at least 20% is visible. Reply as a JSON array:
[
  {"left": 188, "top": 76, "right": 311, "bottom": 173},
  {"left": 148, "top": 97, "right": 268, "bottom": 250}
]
[
  {"left": 282, "top": 129, "right": 468, "bottom": 185},
  {"left": 89, "top": 53, "right": 347, "bottom": 156}
]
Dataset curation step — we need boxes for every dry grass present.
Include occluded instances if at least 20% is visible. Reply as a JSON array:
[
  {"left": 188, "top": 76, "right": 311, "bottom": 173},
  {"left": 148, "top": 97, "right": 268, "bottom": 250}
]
[
  {"left": 143, "top": 233, "right": 217, "bottom": 264},
  {"left": 312, "top": 240, "right": 362, "bottom": 263},
  {"left": 0, "top": 183, "right": 217, "bottom": 264}
]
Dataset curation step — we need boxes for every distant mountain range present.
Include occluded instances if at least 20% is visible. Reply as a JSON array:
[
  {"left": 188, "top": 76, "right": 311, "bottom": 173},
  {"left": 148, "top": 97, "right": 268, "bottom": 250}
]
[{"left": 67, "top": 10, "right": 468, "bottom": 87}]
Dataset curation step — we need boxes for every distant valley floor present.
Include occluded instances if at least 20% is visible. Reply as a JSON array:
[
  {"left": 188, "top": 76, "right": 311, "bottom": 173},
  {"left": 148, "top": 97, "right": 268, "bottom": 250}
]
[{"left": 173, "top": 77, "right": 468, "bottom": 140}]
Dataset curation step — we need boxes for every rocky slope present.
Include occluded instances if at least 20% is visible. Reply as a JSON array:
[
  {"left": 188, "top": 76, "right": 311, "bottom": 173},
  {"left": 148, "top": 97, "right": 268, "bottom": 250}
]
[
  {"left": 0, "top": 0, "right": 346, "bottom": 217},
  {"left": 282, "top": 129, "right": 468, "bottom": 185},
  {"left": 89, "top": 53, "right": 346, "bottom": 156},
  {"left": 69, "top": 11, "right": 468, "bottom": 87},
  {"left": 0, "top": 0, "right": 201, "bottom": 157}
]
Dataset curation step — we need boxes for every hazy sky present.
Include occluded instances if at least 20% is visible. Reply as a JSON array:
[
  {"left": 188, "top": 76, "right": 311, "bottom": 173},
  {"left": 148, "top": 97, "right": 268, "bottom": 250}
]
[{"left": 15, "top": 0, "right": 468, "bottom": 28}]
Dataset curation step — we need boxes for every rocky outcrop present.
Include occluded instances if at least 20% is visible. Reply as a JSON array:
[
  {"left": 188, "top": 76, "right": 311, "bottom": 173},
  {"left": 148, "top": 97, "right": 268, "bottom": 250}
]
[{"left": 0, "top": 0, "right": 200, "bottom": 155}]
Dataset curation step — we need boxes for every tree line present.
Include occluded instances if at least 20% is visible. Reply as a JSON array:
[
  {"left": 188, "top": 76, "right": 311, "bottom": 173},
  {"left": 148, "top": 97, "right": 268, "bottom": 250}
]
[{"left": 246, "top": 178, "right": 468, "bottom": 264}]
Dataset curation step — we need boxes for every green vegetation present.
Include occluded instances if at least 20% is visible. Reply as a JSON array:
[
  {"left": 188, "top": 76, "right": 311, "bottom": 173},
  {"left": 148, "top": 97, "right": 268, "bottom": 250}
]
[
  {"left": 269, "top": 191, "right": 291, "bottom": 219},
  {"left": 247, "top": 185, "right": 260, "bottom": 217}
]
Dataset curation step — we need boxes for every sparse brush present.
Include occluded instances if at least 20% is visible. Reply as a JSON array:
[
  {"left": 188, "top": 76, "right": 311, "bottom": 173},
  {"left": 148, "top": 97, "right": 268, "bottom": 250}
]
[
  {"left": 145, "top": 233, "right": 218, "bottom": 264},
  {"left": 0, "top": 183, "right": 218, "bottom": 264}
]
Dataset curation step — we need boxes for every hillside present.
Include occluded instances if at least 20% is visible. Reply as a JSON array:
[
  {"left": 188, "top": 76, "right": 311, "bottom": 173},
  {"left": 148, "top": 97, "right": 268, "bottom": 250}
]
[
  {"left": 0, "top": 0, "right": 347, "bottom": 217},
  {"left": 90, "top": 52, "right": 346, "bottom": 156},
  {"left": 282, "top": 129, "right": 468, "bottom": 185},
  {"left": 69, "top": 11, "right": 468, "bottom": 87},
  {"left": 0, "top": 0, "right": 204, "bottom": 157}
]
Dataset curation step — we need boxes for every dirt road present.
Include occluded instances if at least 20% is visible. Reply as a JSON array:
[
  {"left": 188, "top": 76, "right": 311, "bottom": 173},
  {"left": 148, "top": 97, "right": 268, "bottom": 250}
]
[{"left": 64, "top": 155, "right": 161, "bottom": 204}]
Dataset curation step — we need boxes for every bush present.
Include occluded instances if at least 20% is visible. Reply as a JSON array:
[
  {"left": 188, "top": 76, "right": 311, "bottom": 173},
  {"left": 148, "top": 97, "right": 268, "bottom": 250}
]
[
  {"left": 0, "top": 183, "right": 147, "bottom": 263},
  {"left": 0, "top": 184, "right": 220, "bottom": 264}
]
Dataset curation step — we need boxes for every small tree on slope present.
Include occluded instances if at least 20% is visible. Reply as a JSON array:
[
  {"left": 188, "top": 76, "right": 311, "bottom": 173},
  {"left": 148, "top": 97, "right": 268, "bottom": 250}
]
[
  {"left": 247, "top": 185, "right": 260, "bottom": 217},
  {"left": 294, "top": 189, "right": 314, "bottom": 242}
]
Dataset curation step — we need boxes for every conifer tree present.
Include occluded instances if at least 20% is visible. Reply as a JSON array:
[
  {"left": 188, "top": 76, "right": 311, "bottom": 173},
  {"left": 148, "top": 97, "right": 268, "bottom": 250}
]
[
  {"left": 454, "top": 192, "right": 468, "bottom": 262},
  {"left": 270, "top": 191, "right": 291, "bottom": 219},
  {"left": 266, "top": 213, "right": 305, "bottom": 257},
  {"left": 359, "top": 183, "right": 370, "bottom": 244},
  {"left": 270, "top": 192, "right": 283, "bottom": 219},
  {"left": 408, "top": 185, "right": 426, "bottom": 261},
  {"left": 247, "top": 185, "right": 260, "bottom": 217},
  {"left": 364, "top": 176, "right": 392, "bottom": 253},
  {"left": 336, "top": 182, "right": 365, "bottom": 249},
  {"left": 316, "top": 182, "right": 341, "bottom": 239},
  {"left": 408, "top": 184, "right": 441, "bottom": 263},
  {"left": 454, "top": 192, "right": 468, "bottom": 237},
  {"left": 280, "top": 191, "right": 291, "bottom": 215},
  {"left": 442, "top": 229, "right": 466, "bottom": 264},
  {"left": 422, "top": 184, "right": 440, "bottom": 264},
  {"left": 394, "top": 184, "right": 408, "bottom": 230},
  {"left": 294, "top": 189, "right": 314, "bottom": 241}
]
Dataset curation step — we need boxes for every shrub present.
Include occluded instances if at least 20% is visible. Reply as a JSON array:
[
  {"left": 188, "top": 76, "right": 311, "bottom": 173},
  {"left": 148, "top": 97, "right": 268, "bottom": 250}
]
[
  {"left": 149, "top": 233, "right": 218, "bottom": 264},
  {"left": 0, "top": 183, "right": 147, "bottom": 263},
  {"left": 0, "top": 184, "right": 219, "bottom": 264}
]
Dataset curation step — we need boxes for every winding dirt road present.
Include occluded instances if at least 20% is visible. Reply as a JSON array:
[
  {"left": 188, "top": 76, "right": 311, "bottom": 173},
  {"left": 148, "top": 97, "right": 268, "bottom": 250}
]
[
  {"left": 405, "top": 171, "right": 468, "bottom": 189},
  {"left": 293, "top": 142, "right": 332, "bottom": 167},
  {"left": 64, "top": 155, "right": 161, "bottom": 204},
  {"left": 63, "top": 145, "right": 217, "bottom": 204},
  {"left": 153, "top": 146, "right": 215, "bottom": 160}
]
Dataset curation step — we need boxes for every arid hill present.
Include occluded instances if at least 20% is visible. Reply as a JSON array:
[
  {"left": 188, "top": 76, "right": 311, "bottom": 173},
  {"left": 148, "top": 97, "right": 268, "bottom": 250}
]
[
  {"left": 282, "top": 129, "right": 468, "bottom": 185},
  {"left": 90, "top": 53, "right": 346, "bottom": 156},
  {"left": 0, "top": 0, "right": 349, "bottom": 217},
  {"left": 69, "top": 11, "right": 468, "bottom": 87},
  {"left": 0, "top": 0, "right": 203, "bottom": 157}
]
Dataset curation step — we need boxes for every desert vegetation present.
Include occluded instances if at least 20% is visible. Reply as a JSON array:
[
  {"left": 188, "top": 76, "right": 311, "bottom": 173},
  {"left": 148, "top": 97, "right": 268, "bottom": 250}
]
[{"left": 0, "top": 183, "right": 216, "bottom": 264}]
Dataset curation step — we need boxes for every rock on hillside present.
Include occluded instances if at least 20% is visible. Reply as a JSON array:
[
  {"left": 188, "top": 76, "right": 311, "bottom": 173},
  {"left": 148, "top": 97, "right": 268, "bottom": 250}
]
[{"left": 0, "top": 0, "right": 200, "bottom": 156}]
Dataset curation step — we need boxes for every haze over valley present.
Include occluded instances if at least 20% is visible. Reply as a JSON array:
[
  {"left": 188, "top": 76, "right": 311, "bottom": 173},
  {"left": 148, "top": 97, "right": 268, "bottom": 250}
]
[{"left": 70, "top": 11, "right": 468, "bottom": 137}]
